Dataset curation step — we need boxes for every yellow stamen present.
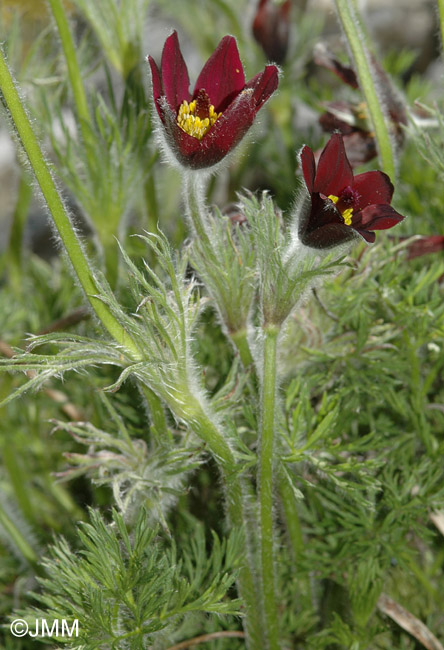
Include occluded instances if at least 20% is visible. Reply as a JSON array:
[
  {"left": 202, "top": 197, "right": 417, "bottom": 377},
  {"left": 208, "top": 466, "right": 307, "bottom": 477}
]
[
  {"left": 328, "top": 194, "right": 353, "bottom": 226},
  {"left": 342, "top": 208, "right": 353, "bottom": 226},
  {"left": 176, "top": 99, "right": 221, "bottom": 140}
]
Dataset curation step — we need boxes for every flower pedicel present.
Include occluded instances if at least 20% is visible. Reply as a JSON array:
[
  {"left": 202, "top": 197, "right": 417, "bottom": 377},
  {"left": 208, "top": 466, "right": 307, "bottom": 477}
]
[
  {"left": 299, "top": 133, "right": 405, "bottom": 248},
  {"left": 148, "top": 31, "right": 279, "bottom": 169}
]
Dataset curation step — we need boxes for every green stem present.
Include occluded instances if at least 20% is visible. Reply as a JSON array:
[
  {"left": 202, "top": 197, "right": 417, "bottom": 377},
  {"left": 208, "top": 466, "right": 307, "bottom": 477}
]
[
  {"left": 334, "top": 0, "right": 395, "bottom": 178},
  {"left": 183, "top": 172, "right": 213, "bottom": 252},
  {"left": 184, "top": 179, "right": 255, "bottom": 372},
  {"left": 231, "top": 329, "right": 254, "bottom": 367},
  {"left": 186, "top": 401, "right": 263, "bottom": 648},
  {"left": 228, "top": 483, "right": 263, "bottom": 649},
  {"left": 0, "top": 47, "right": 141, "bottom": 360},
  {"left": 233, "top": 328, "right": 304, "bottom": 641},
  {"left": 185, "top": 177, "right": 257, "bottom": 375},
  {"left": 47, "top": 0, "right": 92, "bottom": 143},
  {"left": 438, "top": 0, "right": 444, "bottom": 71},
  {"left": 259, "top": 325, "right": 280, "bottom": 650}
]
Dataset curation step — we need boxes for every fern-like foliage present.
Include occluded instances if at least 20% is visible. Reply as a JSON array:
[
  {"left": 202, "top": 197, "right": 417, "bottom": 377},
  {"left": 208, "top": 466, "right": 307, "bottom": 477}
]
[{"left": 14, "top": 508, "right": 242, "bottom": 649}]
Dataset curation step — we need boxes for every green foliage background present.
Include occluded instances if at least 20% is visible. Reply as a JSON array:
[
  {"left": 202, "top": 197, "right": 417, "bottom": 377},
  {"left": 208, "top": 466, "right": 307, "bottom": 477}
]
[{"left": 0, "top": 0, "right": 443, "bottom": 648}]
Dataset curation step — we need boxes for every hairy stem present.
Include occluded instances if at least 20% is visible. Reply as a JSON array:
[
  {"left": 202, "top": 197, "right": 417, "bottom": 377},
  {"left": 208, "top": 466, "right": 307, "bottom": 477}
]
[
  {"left": 175, "top": 179, "right": 264, "bottom": 643},
  {"left": 47, "top": 0, "right": 92, "bottom": 142},
  {"left": 184, "top": 182, "right": 256, "bottom": 373},
  {"left": 188, "top": 403, "right": 264, "bottom": 648},
  {"left": 183, "top": 172, "right": 214, "bottom": 252},
  {"left": 259, "top": 325, "right": 280, "bottom": 650},
  {"left": 0, "top": 47, "right": 141, "bottom": 359},
  {"left": 334, "top": 0, "right": 395, "bottom": 178}
]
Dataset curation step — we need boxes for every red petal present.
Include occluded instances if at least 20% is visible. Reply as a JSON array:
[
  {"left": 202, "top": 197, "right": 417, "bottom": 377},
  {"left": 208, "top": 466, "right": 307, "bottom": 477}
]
[
  {"left": 244, "top": 64, "right": 279, "bottom": 110},
  {"left": 356, "top": 230, "right": 376, "bottom": 243},
  {"left": 159, "top": 109, "right": 204, "bottom": 163},
  {"left": 300, "top": 145, "right": 316, "bottom": 194},
  {"left": 299, "top": 200, "right": 357, "bottom": 248},
  {"left": 161, "top": 31, "right": 191, "bottom": 112},
  {"left": 193, "top": 36, "right": 245, "bottom": 112},
  {"left": 353, "top": 171, "right": 394, "bottom": 209},
  {"left": 195, "top": 91, "right": 257, "bottom": 166},
  {"left": 314, "top": 133, "right": 354, "bottom": 196},
  {"left": 355, "top": 204, "right": 405, "bottom": 230},
  {"left": 148, "top": 55, "right": 164, "bottom": 120}
]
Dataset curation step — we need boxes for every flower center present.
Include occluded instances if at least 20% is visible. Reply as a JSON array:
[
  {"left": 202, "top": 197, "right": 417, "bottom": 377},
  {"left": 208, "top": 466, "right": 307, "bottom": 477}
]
[
  {"left": 176, "top": 89, "right": 221, "bottom": 140},
  {"left": 328, "top": 186, "right": 359, "bottom": 226}
]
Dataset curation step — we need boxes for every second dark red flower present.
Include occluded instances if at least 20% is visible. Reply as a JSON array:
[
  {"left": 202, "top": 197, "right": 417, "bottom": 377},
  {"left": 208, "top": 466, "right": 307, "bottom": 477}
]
[{"left": 299, "top": 134, "right": 405, "bottom": 248}]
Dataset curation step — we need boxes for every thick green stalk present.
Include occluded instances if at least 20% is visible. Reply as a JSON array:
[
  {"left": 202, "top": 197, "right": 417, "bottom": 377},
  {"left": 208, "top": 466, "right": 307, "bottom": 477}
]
[
  {"left": 438, "top": 0, "right": 444, "bottom": 59},
  {"left": 334, "top": 0, "right": 395, "bottom": 178},
  {"left": 47, "top": 0, "right": 92, "bottom": 142},
  {"left": 0, "top": 47, "right": 141, "bottom": 360},
  {"left": 259, "top": 326, "right": 280, "bottom": 650}
]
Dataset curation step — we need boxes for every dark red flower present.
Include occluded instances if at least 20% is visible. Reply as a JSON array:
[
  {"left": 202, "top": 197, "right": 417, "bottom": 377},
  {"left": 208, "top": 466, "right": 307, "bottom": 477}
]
[
  {"left": 148, "top": 31, "right": 279, "bottom": 169},
  {"left": 299, "top": 134, "right": 405, "bottom": 248},
  {"left": 252, "top": 0, "right": 291, "bottom": 65}
]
